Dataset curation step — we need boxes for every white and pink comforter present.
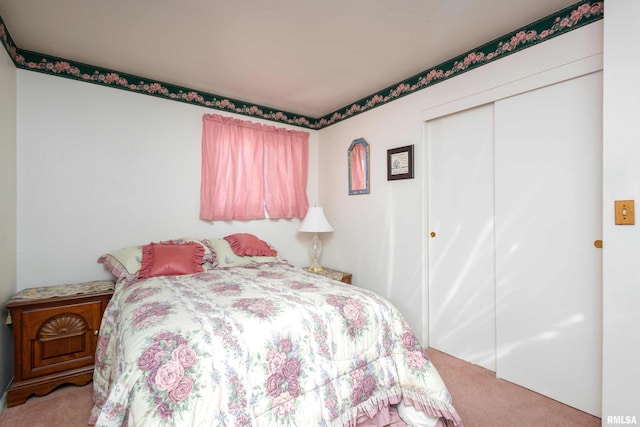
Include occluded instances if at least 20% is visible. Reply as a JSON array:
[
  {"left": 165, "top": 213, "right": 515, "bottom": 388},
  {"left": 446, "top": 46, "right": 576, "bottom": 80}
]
[{"left": 90, "top": 263, "right": 462, "bottom": 426}]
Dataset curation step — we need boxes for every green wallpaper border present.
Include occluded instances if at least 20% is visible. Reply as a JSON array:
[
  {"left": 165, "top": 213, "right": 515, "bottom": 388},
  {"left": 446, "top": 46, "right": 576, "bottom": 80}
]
[
  {"left": 0, "top": 15, "right": 18, "bottom": 67},
  {"left": 13, "top": 47, "right": 318, "bottom": 128},
  {"left": 0, "top": 1, "right": 603, "bottom": 130}
]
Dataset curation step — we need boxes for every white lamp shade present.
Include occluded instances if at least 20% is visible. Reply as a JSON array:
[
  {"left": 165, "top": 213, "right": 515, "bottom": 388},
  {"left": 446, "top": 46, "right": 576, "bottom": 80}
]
[{"left": 299, "top": 207, "right": 333, "bottom": 232}]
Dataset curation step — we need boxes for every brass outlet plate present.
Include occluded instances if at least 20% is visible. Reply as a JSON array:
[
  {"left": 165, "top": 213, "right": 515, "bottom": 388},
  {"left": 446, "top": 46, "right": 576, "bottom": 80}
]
[{"left": 614, "top": 200, "right": 635, "bottom": 225}]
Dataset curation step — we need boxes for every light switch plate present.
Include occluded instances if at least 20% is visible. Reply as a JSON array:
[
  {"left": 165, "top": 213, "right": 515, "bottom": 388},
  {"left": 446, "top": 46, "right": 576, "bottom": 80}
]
[{"left": 614, "top": 200, "right": 635, "bottom": 225}]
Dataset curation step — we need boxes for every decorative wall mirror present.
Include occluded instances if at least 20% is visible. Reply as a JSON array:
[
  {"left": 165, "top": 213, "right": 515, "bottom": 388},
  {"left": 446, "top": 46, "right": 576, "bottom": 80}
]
[{"left": 348, "top": 138, "right": 370, "bottom": 195}]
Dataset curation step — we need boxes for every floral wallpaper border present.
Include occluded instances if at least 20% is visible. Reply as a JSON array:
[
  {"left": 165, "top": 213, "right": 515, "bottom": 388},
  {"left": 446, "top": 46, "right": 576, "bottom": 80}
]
[{"left": 0, "top": 1, "right": 603, "bottom": 130}]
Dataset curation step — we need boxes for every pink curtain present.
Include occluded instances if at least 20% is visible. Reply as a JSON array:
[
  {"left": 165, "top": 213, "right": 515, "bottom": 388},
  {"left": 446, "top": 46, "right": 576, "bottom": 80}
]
[
  {"left": 264, "top": 126, "right": 309, "bottom": 219},
  {"left": 200, "top": 114, "right": 309, "bottom": 221},
  {"left": 200, "top": 114, "right": 265, "bottom": 220}
]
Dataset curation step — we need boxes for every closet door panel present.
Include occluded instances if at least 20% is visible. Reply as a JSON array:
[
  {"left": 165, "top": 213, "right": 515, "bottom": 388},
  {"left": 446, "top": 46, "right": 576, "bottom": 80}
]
[
  {"left": 494, "top": 72, "right": 602, "bottom": 416},
  {"left": 427, "top": 104, "right": 496, "bottom": 371}
]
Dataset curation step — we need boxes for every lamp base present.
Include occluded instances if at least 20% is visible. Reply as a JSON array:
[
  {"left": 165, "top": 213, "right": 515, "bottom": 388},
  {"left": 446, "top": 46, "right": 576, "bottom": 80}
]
[
  {"left": 307, "top": 233, "right": 324, "bottom": 273},
  {"left": 309, "top": 257, "right": 322, "bottom": 273},
  {"left": 308, "top": 265, "right": 323, "bottom": 273}
]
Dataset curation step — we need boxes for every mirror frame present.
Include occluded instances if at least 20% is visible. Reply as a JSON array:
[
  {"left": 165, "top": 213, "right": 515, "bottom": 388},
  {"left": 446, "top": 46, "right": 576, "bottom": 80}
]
[{"left": 348, "top": 138, "right": 370, "bottom": 195}]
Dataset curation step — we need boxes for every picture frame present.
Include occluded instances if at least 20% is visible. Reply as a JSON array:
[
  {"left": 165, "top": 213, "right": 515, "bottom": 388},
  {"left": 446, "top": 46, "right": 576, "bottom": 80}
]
[{"left": 387, "top": 144, "right": 414, "bottom": 180}]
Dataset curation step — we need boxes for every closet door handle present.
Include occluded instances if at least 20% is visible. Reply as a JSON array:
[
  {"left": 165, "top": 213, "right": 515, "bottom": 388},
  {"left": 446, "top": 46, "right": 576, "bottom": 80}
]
[
  {"left": 594, "top": 240, "right": 602, "bottom": 248},
  {"left": 430, "top": 232, "right": 436, "bottom": 238}
]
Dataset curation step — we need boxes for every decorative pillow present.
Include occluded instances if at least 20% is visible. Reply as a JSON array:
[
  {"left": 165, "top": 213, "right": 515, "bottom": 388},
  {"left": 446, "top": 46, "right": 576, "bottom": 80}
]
[
  {"left": 138, "top": 242, "right": 205, "bottom": 279},
  {"left": 205, "top": 238, "right": 280, "bottom": 268},
  {"left": 98, "top": 245, "right": 143, "bottom": 281},
  {"left": 224, "top": 233, "right": 278, "bottom": 257},
  {"left": 172, "top": 237, "right": 217, "bottom": 268},
  {"left": 98, "top": 238, "right": 216, "bottom": 280}
]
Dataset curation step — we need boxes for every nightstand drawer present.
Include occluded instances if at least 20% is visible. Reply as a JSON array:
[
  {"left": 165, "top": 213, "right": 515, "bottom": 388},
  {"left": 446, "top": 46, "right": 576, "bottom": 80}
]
[{"left": 22, "top": 300, "right": 102, "bottom": 379}]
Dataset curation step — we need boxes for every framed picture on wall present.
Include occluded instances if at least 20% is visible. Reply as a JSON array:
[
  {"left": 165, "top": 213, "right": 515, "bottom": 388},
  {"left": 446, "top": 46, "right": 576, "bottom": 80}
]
[{"left": 387, "top": 144, "right": 414, "bottom": 180}]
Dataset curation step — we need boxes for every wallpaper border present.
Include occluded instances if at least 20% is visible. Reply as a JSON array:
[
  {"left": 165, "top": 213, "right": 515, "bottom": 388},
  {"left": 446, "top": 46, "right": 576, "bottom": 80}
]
[
  {"left": 0, "top": 1, "right": 603, "bottom": 130},
  {"left": 0, "top": 15, "right": 18, "bottom": 67}
]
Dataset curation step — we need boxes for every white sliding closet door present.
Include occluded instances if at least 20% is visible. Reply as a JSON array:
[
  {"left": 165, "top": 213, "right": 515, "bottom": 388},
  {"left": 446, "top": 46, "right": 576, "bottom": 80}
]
[
  {"left": 427, "top": 104, "right": 496, "bottom": 371},
  {"left": 494, "top": 72, "right": 602, "bottom": 416}
]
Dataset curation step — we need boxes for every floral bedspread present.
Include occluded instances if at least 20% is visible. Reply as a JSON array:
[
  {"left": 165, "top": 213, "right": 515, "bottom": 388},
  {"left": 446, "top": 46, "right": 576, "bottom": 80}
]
[{"left": 90, "top": 263, "right": 462, "bottom": 427}]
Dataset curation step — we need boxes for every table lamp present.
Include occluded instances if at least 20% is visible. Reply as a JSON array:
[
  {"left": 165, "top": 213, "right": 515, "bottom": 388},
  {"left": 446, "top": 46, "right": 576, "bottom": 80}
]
[{"left": 299, "top": 207, "right": 333, "bottom": 272}]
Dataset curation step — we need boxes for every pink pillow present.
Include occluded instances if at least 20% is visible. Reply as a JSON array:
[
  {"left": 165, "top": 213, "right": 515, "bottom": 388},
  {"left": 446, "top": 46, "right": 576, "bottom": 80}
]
[
  {"left": 223, "top": 233, "right": 277, "bottom": 257},
  {"left": 139, "top": 242, "right": 204, "bottom": 279}
]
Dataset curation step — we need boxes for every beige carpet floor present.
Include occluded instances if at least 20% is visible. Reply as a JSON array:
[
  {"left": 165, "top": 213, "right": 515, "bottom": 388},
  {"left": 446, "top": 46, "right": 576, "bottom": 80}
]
[
  {"left": 0, "top": 382, "right": 93, "bottom": 427},
  {"left": 0, "top": 348, "right": 600, "bottom": 426},
  {"left": 426, "top": 348, "right": 600, "bottom": 427}
]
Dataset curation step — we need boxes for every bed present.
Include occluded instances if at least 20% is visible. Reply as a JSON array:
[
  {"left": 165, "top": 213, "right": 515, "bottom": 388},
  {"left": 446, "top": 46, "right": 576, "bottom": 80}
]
[{"left": 89, "top": 234, "right": 463, "bottom": 426}]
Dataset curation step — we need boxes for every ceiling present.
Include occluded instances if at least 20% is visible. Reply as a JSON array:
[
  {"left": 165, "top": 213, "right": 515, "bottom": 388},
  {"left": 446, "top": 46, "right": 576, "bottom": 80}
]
[{"left": 0, "top": 0, "right": 580, "bottom": 118}]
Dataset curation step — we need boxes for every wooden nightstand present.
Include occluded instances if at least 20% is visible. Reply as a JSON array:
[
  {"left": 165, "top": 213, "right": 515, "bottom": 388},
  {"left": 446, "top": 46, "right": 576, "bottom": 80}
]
[
  {"left": 308, "top": 267, "right": 352, "bottom": 284},
  {"left": 4, "top": 280, "right": 114, "bottom": 407}
]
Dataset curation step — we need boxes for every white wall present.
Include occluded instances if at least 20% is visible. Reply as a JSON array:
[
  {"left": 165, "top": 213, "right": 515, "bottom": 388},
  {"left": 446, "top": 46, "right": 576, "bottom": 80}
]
[
  {"left": 602, "top": 0, "right": 640, "bottom": 423},
  {"left": 16, "top": 71, "right": 319, "bottom": 289},
  {"left": 318, "top": 22, "right": 603, "bottom": 338},
  {"left": 0, "top": 44, "right": 16, "bottom": 408}
]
